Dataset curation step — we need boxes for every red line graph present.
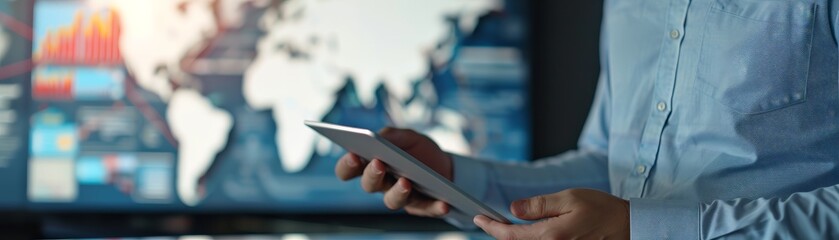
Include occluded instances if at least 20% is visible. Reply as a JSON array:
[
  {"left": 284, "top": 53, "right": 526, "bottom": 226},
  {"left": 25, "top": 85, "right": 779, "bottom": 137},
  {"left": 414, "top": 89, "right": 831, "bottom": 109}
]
[
  {"left": 0, "top": 10, "right": 34, "bottom": 80},
  {"left": 0, "top": 59, "right": 34, "bottom": 80},
  {"left": 0, "top": 12, "right": 33, "bottom": 41},
  {"left": 124, "top": 78, "right": 179, "bottom": 148}
]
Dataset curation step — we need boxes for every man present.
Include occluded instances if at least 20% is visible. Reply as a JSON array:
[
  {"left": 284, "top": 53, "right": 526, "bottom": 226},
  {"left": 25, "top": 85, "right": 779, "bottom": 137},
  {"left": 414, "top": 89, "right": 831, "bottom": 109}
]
[{"left": 335, "top": 1, "right": 839, "bottom": 239}]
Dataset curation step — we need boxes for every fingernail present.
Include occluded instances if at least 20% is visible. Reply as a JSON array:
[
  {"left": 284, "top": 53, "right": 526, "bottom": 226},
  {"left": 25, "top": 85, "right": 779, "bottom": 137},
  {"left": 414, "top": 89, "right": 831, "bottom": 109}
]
[
  {"left": 398, "top": 179, "right": 409, "bottom": 193},
  {"left": 513, "top": 200, "right": 527, "bottom": 213},
  {"left": 373, "top": 161, "right": 384, "bottom": 175},
  {"left": 438, "top": 202, "right": 449, "bottom": 214},
  {"left": 510, "top": 200, "right": 527, "bottom": 216},
  {"left": 346, "top": 157, "right": 358, "bottom": 167},
  {"left": 473, "top": 215, "right": 488, "bottom": 226}
]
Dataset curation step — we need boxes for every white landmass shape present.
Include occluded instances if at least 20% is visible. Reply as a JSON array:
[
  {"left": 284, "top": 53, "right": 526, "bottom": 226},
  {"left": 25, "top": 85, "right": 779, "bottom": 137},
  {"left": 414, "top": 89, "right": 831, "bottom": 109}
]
[
  {"left": 167, "top": 89, "right": 233, "bottom": 206},
  {"left": 244, "top": 43, "right": 344, "bottom": 173},
  {"left": 112, "top": 0, "right": 235, "bottom": 206},
  {"left": 245, "top": 0, "right": 492, "bottom": 172},
  {"left": 113, "top": 0, "right": 218, "bottom": 101}
]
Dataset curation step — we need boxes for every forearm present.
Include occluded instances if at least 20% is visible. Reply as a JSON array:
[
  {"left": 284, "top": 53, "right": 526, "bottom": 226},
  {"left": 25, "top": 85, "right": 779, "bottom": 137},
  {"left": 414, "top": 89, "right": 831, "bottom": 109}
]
[{"left": 452, "top": 149, "right": 611, "bottom": 212}]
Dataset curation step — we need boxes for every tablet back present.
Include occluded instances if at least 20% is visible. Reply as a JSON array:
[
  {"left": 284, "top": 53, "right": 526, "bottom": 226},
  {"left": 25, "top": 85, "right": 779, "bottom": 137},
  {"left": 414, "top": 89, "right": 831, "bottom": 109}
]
[{"left": 305, "top": 121, "right": 510, "bottom": 224}]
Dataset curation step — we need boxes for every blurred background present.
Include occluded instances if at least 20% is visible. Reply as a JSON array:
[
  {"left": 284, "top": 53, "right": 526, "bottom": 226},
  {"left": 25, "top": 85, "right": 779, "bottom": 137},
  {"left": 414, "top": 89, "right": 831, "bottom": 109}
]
[{"left": 0, "top": 0, "right": 602, "bottom": 238}]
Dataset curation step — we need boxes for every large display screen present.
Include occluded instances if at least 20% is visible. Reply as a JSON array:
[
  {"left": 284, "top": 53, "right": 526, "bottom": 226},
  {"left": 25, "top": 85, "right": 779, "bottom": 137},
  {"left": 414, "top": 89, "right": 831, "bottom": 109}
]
[{"left": 19, "top": 0, "right": 529, "bottom": 212}]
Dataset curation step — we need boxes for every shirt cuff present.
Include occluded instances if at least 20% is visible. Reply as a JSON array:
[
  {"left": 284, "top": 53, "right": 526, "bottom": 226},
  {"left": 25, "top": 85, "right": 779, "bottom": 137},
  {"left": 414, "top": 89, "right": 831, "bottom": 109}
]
[
  {"left": 443, "top": 154, "right": 490, "bottom": 229},
  {"left": 450, "top": 153, "right": 489, "bottom": 202},
  {"left": 630, "top": 198, "right": 700, "bottom": 240}
]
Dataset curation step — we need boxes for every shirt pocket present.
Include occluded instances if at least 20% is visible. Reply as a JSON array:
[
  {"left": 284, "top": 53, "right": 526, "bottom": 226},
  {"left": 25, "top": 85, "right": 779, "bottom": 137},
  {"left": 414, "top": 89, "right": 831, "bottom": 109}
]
[{"left": 695, "top": 0, "right": 815, "bottom": 114}]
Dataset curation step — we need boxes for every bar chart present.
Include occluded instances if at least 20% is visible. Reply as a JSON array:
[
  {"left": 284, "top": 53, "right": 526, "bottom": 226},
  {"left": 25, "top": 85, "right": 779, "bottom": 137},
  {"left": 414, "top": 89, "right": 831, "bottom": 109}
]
[{"left": 34, "top": 8, "right": 121, "bottom": 66}]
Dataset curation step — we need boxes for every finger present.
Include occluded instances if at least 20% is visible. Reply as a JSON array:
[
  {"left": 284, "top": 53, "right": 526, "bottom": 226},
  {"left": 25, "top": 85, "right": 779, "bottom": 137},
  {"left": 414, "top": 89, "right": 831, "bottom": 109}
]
[
  {"left": 360, "top": 159, "right": 392, "bottom": 192},
  {"left": 511, "top": 193, "right": 569, "bottom": 220},
  {"left": 404, "top": 199, "right": 449, "bottom": 217},
  {"left": 473, "top": 215, "right": 533, "bottom": 240},
  {"left": 335, "top": 153, "right": 366, "bottom": 181},
  {"left": 383, "top": 177, "right": 413, "bottom": 210}
]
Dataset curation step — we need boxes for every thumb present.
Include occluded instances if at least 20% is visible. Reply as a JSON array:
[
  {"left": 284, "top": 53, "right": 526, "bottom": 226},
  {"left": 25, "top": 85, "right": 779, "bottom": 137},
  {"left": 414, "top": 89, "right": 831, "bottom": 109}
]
[
  {"left": 378, "top": 127, "right": 424, "bottom": 149},
  {"left": 511, "top": 194, "right": 568, "bottom": 220}
]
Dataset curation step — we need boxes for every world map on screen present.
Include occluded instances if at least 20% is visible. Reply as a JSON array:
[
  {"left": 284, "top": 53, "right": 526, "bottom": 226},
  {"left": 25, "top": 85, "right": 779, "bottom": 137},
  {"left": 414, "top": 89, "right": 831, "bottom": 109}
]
[{"left": 28, "top": 0, "right": 528, "bottom": 209}]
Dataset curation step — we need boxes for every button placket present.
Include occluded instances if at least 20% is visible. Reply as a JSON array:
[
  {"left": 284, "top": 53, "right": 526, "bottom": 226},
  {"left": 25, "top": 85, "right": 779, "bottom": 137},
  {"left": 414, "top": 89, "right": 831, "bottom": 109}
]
[{"left": 627, "top": 1, "right": 690, "bottom": 199}]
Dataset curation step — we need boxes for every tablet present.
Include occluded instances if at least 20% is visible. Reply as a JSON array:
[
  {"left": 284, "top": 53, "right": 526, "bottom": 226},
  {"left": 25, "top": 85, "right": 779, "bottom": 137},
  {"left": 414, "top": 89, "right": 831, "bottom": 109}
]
[{"left": 305, "top": 121, "right": 510, "bottom": 224}]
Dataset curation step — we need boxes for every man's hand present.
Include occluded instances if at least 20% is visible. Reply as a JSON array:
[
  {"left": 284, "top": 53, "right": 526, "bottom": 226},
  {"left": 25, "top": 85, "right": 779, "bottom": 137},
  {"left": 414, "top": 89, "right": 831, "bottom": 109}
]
[
  {"left": 334, "top": 127, "right": 453, "bottom": 217},
  {"left": 474, "top": 188, "right": 630, "bottom": 240}
]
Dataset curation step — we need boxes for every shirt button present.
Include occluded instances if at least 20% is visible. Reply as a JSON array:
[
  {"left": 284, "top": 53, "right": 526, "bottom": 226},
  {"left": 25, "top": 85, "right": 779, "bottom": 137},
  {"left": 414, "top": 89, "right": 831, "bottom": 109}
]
[
  {"left": 636, "top": 165, "right": 647, "bottom": 174},
  {"left": 656, "top": 101, "right": 667, "bottom": 112},
  {"left": 670, "top": 29, "right": 680, "bottom": 39}
]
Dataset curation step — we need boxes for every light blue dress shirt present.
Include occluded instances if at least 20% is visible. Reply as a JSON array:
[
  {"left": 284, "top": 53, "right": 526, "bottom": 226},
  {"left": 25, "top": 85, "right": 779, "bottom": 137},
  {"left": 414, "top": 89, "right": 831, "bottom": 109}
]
[{"left": 452, "top": 0, "right": 839, "bottom": 239}]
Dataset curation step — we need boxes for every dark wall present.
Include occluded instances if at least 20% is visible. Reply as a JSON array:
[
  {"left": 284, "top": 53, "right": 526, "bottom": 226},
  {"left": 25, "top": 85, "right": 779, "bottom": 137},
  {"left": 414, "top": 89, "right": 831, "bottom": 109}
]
[{"left": 530, "top": 1, "right": 604, "bottom": 159}]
